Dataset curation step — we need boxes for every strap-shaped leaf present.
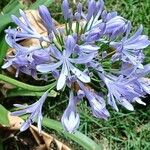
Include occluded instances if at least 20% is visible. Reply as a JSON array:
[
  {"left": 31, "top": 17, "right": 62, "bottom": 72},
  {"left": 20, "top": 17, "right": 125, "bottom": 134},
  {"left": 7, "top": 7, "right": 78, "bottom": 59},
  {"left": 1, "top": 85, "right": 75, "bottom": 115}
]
[
  {"left": 0, "top": 74, "right": 56, "bottom": 92},
  {"left": 0, "top": 35, "right": 9, "bottom": 68},
  {"left": 0, "top": 105, "right": 9, "bottom": 126},
  {"left": 6, "top": 89, "right": 57, "bottom": 97}
]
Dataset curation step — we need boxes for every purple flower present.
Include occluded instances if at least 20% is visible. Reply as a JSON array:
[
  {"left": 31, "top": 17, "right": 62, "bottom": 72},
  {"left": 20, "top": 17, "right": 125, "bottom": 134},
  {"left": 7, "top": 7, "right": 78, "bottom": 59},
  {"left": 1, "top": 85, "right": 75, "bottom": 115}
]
[
  {"left": 61, "top": 91, "right": 80, "bottom": 133},
  {"left": 110, "top": 22, "right": 150, "bottom": 66},
  {"left": 2, "top": 1, "right": 150, "bottom": 134},
  {"left": 74, "top": 3, "right": 82, "bottom": 21},
  {"left": 2, "top": 54, "right": 29, "bottom": 77},
  {"left": 61, "top": 0, "right": 72, "bottom": 20},
  {"left": 82, "top": 23, "right": 106, "bottom": 42},
  {"left": 99, "top": 73, "right": 142, "bottom": 111},
  {"left": 77, "top": 44, "right": 99, "bottom": 54},
  {"left": 5, "top": 9, "right": 50, "bottom": 43},
  {"left": 95, "top": 0, "right": 104, "bottom": 15},
  {"left": 78, "top": 80, "right": 109, "bottom": 119},
  {"left": 37, "top": 35, "right": 94, "bottom": 90},
  {"left": 2, "top": 39, "right": 51, "bottom": 79},
  {"left": 86, "top": 0, "right": 96, "bottom": 22},
  {"left": 38, "top": 5, "right": 56, "bottom": 34},
  {"left": 11, "top": 91, "right": 48, "bottom": 132},
  {"left": 105, "top": 15, "right": 127, "bottom": 39},
  {"left": 121, "top": 63, "right": 150, "bottom": 96}
]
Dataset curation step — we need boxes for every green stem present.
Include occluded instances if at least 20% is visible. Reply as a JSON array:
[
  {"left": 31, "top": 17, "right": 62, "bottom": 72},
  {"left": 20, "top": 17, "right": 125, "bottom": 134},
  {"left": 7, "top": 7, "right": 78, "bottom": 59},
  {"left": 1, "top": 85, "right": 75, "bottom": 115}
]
[
  {"left": 52, "top": 38, "right": 62, "bottom": 50},
  {"left": 106, "top": 50, "right": 116, "bottom": 58},
  {"left": 0, "top": 74, "right": 56, "bottom": 92},
  {"left": 6, "top": 89, "right": 57, "bottom": 97},
  {"left": 65, "top": 22, "right": 69, "bottom": 35},
  {"left": 76, "top": 21, "right": 80, "bottom": 36}
]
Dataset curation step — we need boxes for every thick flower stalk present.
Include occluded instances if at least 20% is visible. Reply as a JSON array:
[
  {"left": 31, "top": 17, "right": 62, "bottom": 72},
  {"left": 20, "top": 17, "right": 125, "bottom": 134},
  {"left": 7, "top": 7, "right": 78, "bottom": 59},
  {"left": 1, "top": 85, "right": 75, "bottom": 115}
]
[{"left": 2, "top": 0, "right": 150, "bottom": 132}]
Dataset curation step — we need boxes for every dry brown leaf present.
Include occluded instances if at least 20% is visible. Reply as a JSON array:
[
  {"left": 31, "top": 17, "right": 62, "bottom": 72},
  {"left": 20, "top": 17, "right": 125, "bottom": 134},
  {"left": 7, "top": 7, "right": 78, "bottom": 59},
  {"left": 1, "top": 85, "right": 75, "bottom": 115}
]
[
  {"left": 0, "top": 81, "right": 16, "bottom": 96},
  {"left": 0, "top": 113, "right": 24, "bottom": 130},
  {"left": 30, "top": 125, "right": 72, "bottom": 150},
  {"left": 8, "top": 113, "right": 24, "bottom": 130}
]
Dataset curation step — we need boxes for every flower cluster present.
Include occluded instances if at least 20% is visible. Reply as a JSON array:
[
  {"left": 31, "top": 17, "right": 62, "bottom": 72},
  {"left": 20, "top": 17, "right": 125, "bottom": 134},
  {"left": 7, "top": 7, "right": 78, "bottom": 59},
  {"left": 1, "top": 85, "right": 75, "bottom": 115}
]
[{"left": 2, "top": 0, "right": 150, "bottom": 133}]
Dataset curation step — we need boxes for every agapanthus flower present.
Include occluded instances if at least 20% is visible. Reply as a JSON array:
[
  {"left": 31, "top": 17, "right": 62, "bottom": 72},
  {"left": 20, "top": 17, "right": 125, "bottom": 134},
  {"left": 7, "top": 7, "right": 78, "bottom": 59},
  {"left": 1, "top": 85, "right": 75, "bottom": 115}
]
[
  {"left": 78, "top": 80, "right": 110, "bottom": 119},
  {"left": 110, "top": 22, "right": 150, "bottom": 67},
  {"left": 2, "top": 0, "right": 150, "bottom": 133},
  {"left": 74, "top": 3, "right": 82, "bottom": 21},
  {"left": 5, "top": 9, "right": 50, "bottom": 43},
  {"left": 2, "top": 39, "right": 51, "bottom": 79},
  {"left": 37, "top": 35, "right": 95, "bottom": 90},
  {"left": 121, "top": 63, "right": 150, "bottom": 96},
  {"left": 61, "top": 0, "right": 72, "bottom": 20},
  {"left": 11, "top": 91, "right": 48, "bottom": 132},
  {"left": 99, "top": 73, "right": 143, "bottom": 111},
  {"left": 61, "top": 91, "right": 80, "bottom": 133},
  {"left": 39, "top": 5, "right": 57, "bottom": 35}
]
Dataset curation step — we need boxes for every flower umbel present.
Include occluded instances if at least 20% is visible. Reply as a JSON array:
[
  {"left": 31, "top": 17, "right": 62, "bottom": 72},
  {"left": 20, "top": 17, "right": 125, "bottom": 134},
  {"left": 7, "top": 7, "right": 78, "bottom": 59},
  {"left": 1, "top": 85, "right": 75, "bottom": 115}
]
[{"left": 2, "top": 0, "right": 150, "bottom": 133}]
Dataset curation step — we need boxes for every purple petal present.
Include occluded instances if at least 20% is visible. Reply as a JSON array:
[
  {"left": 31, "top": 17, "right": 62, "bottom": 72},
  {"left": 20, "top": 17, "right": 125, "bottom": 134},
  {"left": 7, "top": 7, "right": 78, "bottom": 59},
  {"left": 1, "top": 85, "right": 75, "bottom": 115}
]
[
  {"left": 69, "top": 53, "right": 95, "bottom": 64},
  {"left": 11, "top": 15, "right": 34, "bottom": 34},
  {"left": 124, "top": 35, "right": 150, "bottom": 49},
  {"left": 50, "top": 46, "right": 62, "bottom": 60},
  {"left": 86, "top": 0, "right": 96, "bottom": 21},
  {"left": 36, "top": 61, "right": 62, "bottom": 73},
  {"left": 61, "top": 92, "right": 80, "bottom": 133},
  {"left": 65, "top": 35, "right": 76, "bottom": 57},
  {"left": 119, "top": 98, "right": 134, "bottom": 111},
  {"left": 39, "top": 5, "right": 55, "bottom": 33},
  {"left": 69, "top": 63, "right": 91, "bottom": 83},
  {"left": 108, "top": 93, "right": 118, "bottom": 111},
  {"left": 125, "top": 25, "right": 143, "bottom": 43},
  {"left": 61, "top": 0, "right": 70, "bottom": 20},
  {"left": 57, "top": 62, "right": 69, "bottom": 90}
]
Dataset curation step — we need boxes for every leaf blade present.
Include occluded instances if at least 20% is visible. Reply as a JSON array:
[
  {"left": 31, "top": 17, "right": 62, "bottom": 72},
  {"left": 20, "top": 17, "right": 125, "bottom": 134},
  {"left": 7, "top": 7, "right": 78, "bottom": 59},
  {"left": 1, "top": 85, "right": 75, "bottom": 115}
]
[{"left": 0, "top": 105, "right": 9, "bottom": 126}]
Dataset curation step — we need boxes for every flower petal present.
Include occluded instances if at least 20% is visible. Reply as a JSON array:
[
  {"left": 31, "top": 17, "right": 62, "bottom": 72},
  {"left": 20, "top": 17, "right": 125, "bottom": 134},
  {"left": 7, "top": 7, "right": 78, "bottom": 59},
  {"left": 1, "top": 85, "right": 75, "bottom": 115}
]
[
  {"left": 69, "top": 63, "right": 90, "bottom": 83},
  {"left": 65, "top": 35, "right": 76, "bottom": 57},
  {"left": 57, "top": 62, "right": 69, "bottom": 90},
  {"left": 119, "top": 98, "right": 134, "bottom": 111},
  {"left": 69, "top": 53, "right": 95, "bottom": 64},
  {"left": 36, "top": 61, "right": 62, "bottom": 73}
]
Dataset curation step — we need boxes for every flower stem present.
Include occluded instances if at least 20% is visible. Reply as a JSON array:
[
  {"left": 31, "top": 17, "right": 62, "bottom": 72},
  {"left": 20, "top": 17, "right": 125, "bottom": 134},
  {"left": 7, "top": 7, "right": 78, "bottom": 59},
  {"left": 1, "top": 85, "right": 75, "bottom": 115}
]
[
  {"left": 106, "top": 50, "right": 116, "bottom": 58},
  {"left": 76, "top": 22, "right": 80, "bottom": 36},
  {"left": 0, "top": 74, "right": 56, "bottom": 92}
]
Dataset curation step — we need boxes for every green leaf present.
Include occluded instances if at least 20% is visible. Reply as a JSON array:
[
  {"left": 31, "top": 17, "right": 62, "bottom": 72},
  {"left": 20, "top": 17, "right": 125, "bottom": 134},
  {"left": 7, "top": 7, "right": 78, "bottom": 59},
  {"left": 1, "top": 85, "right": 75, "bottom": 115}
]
[
  {"left": 0, "top": 105, "right": 9, "bottom": 126},
  {"left": 2, "top": 0, "right": 17, "bottom": 13},
  {"left": 29, "top": 0, "right": 53, "bottom": 9},
  {"left": 0, "top": 33, "right": 9, "bottom": 68},
  {"left": 0, "top": 74, "right": 56, "bottom": 92},
  {"left": 0, "top": 1, "right": 24, "bottom": 33},
  {"left": 6, "top": 89, "right": 58, "bottom": 97},
  {"left": 2, "top": 0, "right": 23, "bottom": 14}
]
